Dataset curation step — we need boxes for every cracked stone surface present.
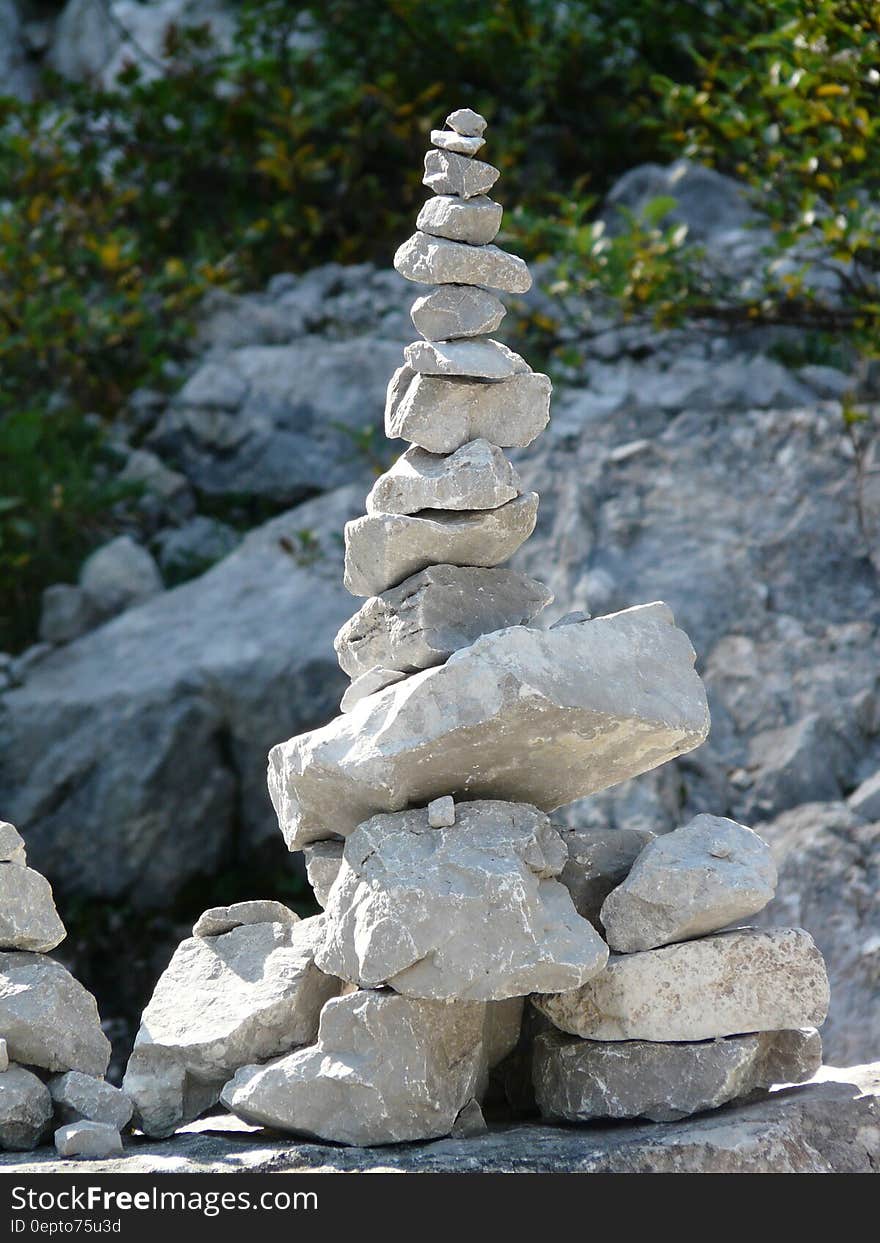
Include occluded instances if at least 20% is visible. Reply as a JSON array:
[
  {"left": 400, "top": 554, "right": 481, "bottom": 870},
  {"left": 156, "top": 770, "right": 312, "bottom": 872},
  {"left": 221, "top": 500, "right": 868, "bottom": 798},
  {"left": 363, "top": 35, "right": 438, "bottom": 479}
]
[
  {"left": 0, "top": 863, "right": 66, "bottom": 953},
  {"left": 416, "top": 196, "right": 502, "bottom": 245},
  {"left": 386, "top": 370, "right": 551, "bottom": 452},
  {"left": 395, "top": 232, "right": 531, "bottom": 293},
  {"left": 556, "top": 826, "right": 656, "bottom": 926},
  {"left": 423, "top": 150, "right": 499, "bottom": 199},
  {"left": 411, "top": 284, "right": 506, "bottom": 339},
  {"left": 366, "top": 440, "right": 521, "bottom": 516},
  {"left": 0, "top": 953, "right": 110, "bottom": 1076}
]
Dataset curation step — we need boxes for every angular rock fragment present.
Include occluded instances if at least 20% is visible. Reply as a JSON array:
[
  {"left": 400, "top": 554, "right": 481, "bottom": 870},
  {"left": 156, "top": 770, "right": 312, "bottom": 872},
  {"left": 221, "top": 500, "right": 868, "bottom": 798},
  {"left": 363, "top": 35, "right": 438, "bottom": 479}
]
[
  {"left": 387, "top": 371, "right": 551, "bottom": 452},
  {"left": 431, "top": 129, "right": 484, "bottom": 156},
  {"left": 600, "top": 813, "right": 777, "bottom": 952},
  {"left": 534, "top": 927, "right": 829, "bottom": 1041},
  {"left": 192, "top": 900, "right": 299, "bottom": 938},
  {"left": 557, "top": 827, "right": 656, "bottom": 926},
  {"left": 302, "top": 841, "right": 344, "bottom": 908},
  {"left": 450, "top": 1098, "right": 487, "bottom": 1137},
  {"left": 417, "top": 195, "right": 502, "bottom": 245},
  {"left": 343, "top": 493, "right": 539, "bottom": 596},
  {"left": 0, "top": 1066, "right": 53, "bottom": 1151},
  {"left": 395, "top": 231, "right": 531, "bottom": 293},
  {"left": 0, "top": 822, "right": 26, "bottom": 865},
  {"left": 55, "top": 1121, "right": 123, "bottom": 1159},
  {"left": 446, "top": 107, "right": 487, "bottom": 136},
  {"left": 334, "top": 564, "right": 552, "bottom": 678},
  {"left": 49, "top": 1072, "right": 133, "bottom": 1131},
  {"left": 411, "top": 285, "right": 505, "bottom": 339},
  {"left": 366, "top": 440, "right": 521, "bottom": 516},
  {"left": 533, "top": 1028, "right": 823, "bottom": 1123},
  {"left": 0, "top": 1039, "right": 7, "bottom": 1072},
  {"left": 404, "top": 338, "right": 528, "bottom": 379},
  {"left": 427, "top": 796, "right": 456, "bottom": 828},
  {"left": 271, "top": 603, "right": 710, "bottom": 849},
  {"left": 0, "top": 953, "right": 110, "bottom": 1076},
  {"left": 316, "top": 801, "right": 609, "bottom": 1000},
  {"left": 0, "top": 864, "right": 66, "bottom": 952},
  {"left": 122, "top": 916, "right": 342, "bottom": 1137},
  {"left": 423, "top": 149, "right": 499, "bottom": 199},
  {"left": 340, "top": 666, "right": 406, "bottom": 712}
]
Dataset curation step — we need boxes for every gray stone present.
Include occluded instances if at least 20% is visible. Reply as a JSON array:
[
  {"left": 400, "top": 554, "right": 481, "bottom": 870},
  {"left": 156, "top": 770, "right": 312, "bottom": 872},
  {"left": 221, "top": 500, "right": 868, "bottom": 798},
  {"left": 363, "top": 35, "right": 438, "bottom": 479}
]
[
  {"left": 533, "top": 1028, "right": 823, "bottom": 1123},
  {"left": 340, "top": 667, "right": 406, "bottom": 713},
  {"left": 450, "top": 1098, "right": 487, "bottom": 1137},
  {"left": 0, "top": 1041, "right": 6, "bottom": 1073},
  {"left": 0, "top": 865, "right": 66, "bottom": 952},
  {"left": 0, "top": 953, "right": 110, "bottom": 1076},
  {"left": 118, "top": 448, "right": 194, "bottom": 523},
  {"left": 446, "top": 108, "right": 488, "bottom": 137},
  {"left": 0, "top": 823, "right": 26, "bottom": 866},
  {"left": 366, "top": 440, "right": 521, "bottom": 516},
  {"left": 552, "top": 611, "right": 591, "bottom": 628},
  {"left": 395, "top": 232, "right": 531, "bottom": 293},
  {"left": 302, "top": 841, "right": 344, "bottom": 908},
  {"left": 0, "top": 1067, "right": 52, "bottom": 1151},
  {"left": 123, "top": 915, "right": 342, "bottom": 1137},
  {"left": 49, "top": 1072, "right": 133, "bottom": 1131},
  {"left": 848, "top": 770, "right": 880, "bottom": 820},
  {"left": 155, "top": 516, "right": 241, "bottom": 583},
  {"left": 316, "top": 801, "right": 609, "bottom": 1000},
  {"left": 431, "top": 129, "right": 485, "bottom": 156},
  {"left": 270, "top": 603, "right": 710, "bottom": 849},
  {"left": 404, "top": 338, "right": 528, "bottom": 379},
  {"left": 343, "top": 493, "right": 539, "bottom": 596},
  {"left": 423, "top": 150, "right": 500, "bottom": 199},
  {"left": 604, "top": 160, "right": 755, "bottom": 243},
  {"left": 192, "top": 900, "right": 300, "bottom": 938},
  {"left": 557, "top": 827, "right": 656, "bottom": 925},
  {"left": 55, "top": 1121, "right": 123, "bottom": 1159},
  {"left": 534, "top": 927, "right": 829, "bottom": 1041},
  {"left": 416, "top": 196, "right": 502, "bottom": 245},
  {"left": 427, "top": 796, "right": 456, "bottom": 828},
  {"left": 411, "top": 285, "right": 506, "bottom": 339},
  {"left": 79, "top": 536, "right": 163, "bottom": 620},
  {"left": 334, "top": 564, "right": 553, "bottom": 678},
  {"left": 39, "top": 585, "right": 97, "bottom": 645},
  {"left": 601, "top": 813, "right": 777, "bottom": 952},
  {"left": 387, "top": 371, "right": 551, "bottom": 452}
]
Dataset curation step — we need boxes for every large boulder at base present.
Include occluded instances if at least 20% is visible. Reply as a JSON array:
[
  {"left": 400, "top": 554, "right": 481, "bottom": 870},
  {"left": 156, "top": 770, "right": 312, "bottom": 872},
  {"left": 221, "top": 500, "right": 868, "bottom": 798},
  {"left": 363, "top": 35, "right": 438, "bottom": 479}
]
[
  {"left": 123, "top": 916, "right": 342, "bottom": 1137},
  {"left": 534, "top": 927, "right": 829, "bottom": 1041},
  {"left": 0, "top": 863, "right": 67, "bottom": 953},
  {"left": 0, "top": 1067, "right": 53, "bottom": 1152},
  {"left": 270, "top": 603, "right": 710, "bottom": 850},
  {"left": 315, "top": 801, "right": 608, "bottom": 1000},
  {"left": 533, "top": 1027, "right": 822, "bottom": 1124},
  {"left": 221, "top": 990, "right": 521, "bottom": 1147},
  {"left": 387, "top": 370, "right": 551, "bottom": 452},
  {"left": 0, "top": 954, "right": 110, "bottom": 1076},
  {"left": 556, "top": 826, "right": 655, "bottom": 926}
]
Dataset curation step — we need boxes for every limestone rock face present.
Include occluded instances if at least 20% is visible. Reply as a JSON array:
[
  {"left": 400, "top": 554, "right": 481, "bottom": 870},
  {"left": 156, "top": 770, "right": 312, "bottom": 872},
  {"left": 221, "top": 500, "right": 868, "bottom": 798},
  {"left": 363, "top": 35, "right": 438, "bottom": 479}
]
[
  {"left": 411, "top": 285, "right": 506, "bottom": 339},
  {"left": 0, "top": 864, "right": 66, "bottom": 953},
  {"left": 343, "top": 493, "right": 539, "bottom": 596},
  {"left": 192, "top": 900, "right": 299, "bottom": 938},
  {"left": 315, "top": 801, "right": 609, "bottom": 1001},
  {"left": 55, "top": 1121, "right": 123, "bottom": 1159},
  {"left": 0, "top": 823, "right": 26, "bottom": 866},
  {"left": 404, "top": 338, "right": 528, "bottom": 379},
  {"left": 270, "top": 603, "right": 711, "bottom": 849},
  {"left": 122, "top": 916, "right": 343, "bottom": 1137},
  {"left": 600, "top": 813, "right": 777, "bottom": 952},
  {"left": 416, "top": 195, "right": 502, "bottom": 245},
  {"left": 0, "top": 954, "right": 111, "bottom": 1076},
  {"left": 386, "top": 371, "right": 551, "bottom": 452},
  {"left": 533, "top": 1028, "right": 823, "bottom": 1123},
  {"left": 557, "top": 827, "right": 655, "bottom": 926},
  {"left": 302, "top": 841, "right": 344, "bottom": 908},
  {"left": 366, "top": 440, "right": 521, "bottom": 516},
  {"left": 49, "top": 1073, "right": 133, "bottom": 1131},
  {"left": 394, "top": 232, "right": 531, "bottom": 293},
  {"left": 534, "top": 927, "right": 829, "bottom": 1041},
  {"left": 423, "top": 150, "right": 500, "bottom": 199},
  {"left": 0, "top": 1067, "right": 53, "bottom": 1151},
  {"left": 334, "top": 564, "right": 552, "bottom": 678}
]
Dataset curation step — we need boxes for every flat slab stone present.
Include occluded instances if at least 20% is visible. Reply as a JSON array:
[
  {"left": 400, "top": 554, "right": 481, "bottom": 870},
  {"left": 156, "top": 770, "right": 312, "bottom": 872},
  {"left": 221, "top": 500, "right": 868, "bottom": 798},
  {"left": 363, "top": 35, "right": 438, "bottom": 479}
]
[
  {"left": 404, "top": 338, "right": 528, "bottom": 379},
  {"left": 334, "top": 564, "right": 553, "bottom": 678},
  {"left": 395, "top": 231, "right": 531, "bottom": 293},
  {"left": 423, "top": 150, "right": 499, "bottom": 199},
  {"left": 446, "top": 108, "right": 487, "bottom": 137},
  {"left": 315, "top": 801, "right": 609, "bottom": 1001},
  {"left": 411, "top": 285, "right": 505, "bottom": 339},
  {"left": 271, "top": 602, "right": 710, "bottom": 849},
  {"left": 557, "top": 827, "right": 656, "bottom": 926},
  {"left": 431, "top": 129, "right": 485, "bottom": 156},
  {"left": 600, "top": 813, "right": 777, "bottom": 952},
  {"left": 302, "top": 841, "right": 344, "bottom": 908},
  {"left": 49, "top": 1072, "right": 133, "bottom": 1131},
  {"left": 0, "top": 822, "right": 26, "bottom": 865},
  {"left": 55, "top": 1121, "right": 122, "bottom": 1159},
  {"left": 0, "top": 953, "right": 110, "bottom": 1076},
  {"left": 533, "top": 1028, "right": 823, "bottom": 1123},
  {"left": 386, "top": 371, "right": 551, "bottom": 452},
  {"left": 340, "top": 666, "right": 406, "bottom": 713},
  {"left": 366, "top": 440, "right": 521, "bottom": 516},
  {"left": 0, "top": 1066, "right": 53, "bottom": 1152},
  {"left": 534, "top": 927, "right": 830, "bottom": 1041},
  {"left": 417, "top": 195, "right": 502, "bottom": 245},
  {"left": 0, "top": 864, "right": 66, "bottom": 952},
  {"left": 192, "top": 899, "right": 299, "bottom": 938},
  {"left": 343, "top": 493, "right": 539, "bottom": 597}
]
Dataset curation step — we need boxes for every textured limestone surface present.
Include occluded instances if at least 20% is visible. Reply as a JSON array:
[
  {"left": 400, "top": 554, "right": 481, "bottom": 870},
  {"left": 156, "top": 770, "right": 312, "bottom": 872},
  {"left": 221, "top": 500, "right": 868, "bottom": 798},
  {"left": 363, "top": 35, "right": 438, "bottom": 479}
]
[
  {"left": 49, "top": 1072, "right": 133, "bottom": 1131},
  {"left": 386, "top": 370, "right": 551, "bottom": 452},
  {"left": 404, "top": 338, "right": 528, "bottom": 379},
  {"left": 192, "top": 900, "right": 299, "bottom": 938},
  {"left": 0, "top": 864, "right": 66, "bottom": 952},
  {"left": 411, "top": 284, "right": 506, "bottom": 339},
  {"left": 557, "top": 826, "right": 655, "bottom": 926},
  {"left": 0, "top": 953, "right": 111, "bottom": 1076},
  {"left": 302, "top": 841, "right": 344, "bottom": 908},
  {"left": 395, "top": 231, "right": 531, "bottom": 293},
  {"left": 416, "top": 196, "right": 502, "bottom": 246},
  {"left": 366, "top": 440, "right": 521, "bottom": 516},
  {"left": 423, "top": 149, "right": 499, "bottom": 199},
  {"left": 0, "top": 1067, "right": 53, "bottom": 1152}
]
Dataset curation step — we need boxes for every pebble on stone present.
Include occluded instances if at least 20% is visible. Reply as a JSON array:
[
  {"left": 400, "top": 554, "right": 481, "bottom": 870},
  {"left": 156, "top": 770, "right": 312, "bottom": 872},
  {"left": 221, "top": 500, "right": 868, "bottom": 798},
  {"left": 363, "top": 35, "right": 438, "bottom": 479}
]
[
  {"left": 427, "top": 796, "right": 456, "bottom": 828},
  {"left": 55, "top": 1120, "right": 123, "bottom": 1159},
  {"left": 423, "top": 149, "right": 499, "bottom": 199},
  {"left": 404, "top": 338, "right": 529, "bottom": 379},
  {"left": 0, "top": 864, "right": 67, "bottom": 953},
  {"left": 366, "top": 440, "right": 521, "bottom": 516},
  {"left": 417, "top": 195, "right": 502, "bottom": 245},
  {"left": 192, "top": 899, "right": 300, "bottom": 939},
  {"left": 0, "top": 953, "right": 111, "bottom": 1076},
  {"left": 0, "top": 1066, "right": 53, "bottom": 1152},
  {"left": 49, "top": 1071, "right": 133, "bottom": 1131},
  {"left": 431, "top": 129, "right": 485, "bottom": 156},
  {"left": 395, "top": 231, "right": 531, "bottom": 293},
  {"left": 340, "top": 666, "right": 406, "bottom": 713},
  {"left": 557, "top": 827, "right": 656, "bottom": 926},
  {"left": 387, "top": 371, "right": 551, "bottom": 453},
  {"left": 446, "top": 108, "right": 488, "bottom": 137},
  {"left": 411, "top": 285, "right": 506, "bottom": 340},
  {"left": 0, "top": 822, "right": 26, "bottom": 866},
  {"left": 302, "top": 840, "right": 344, "bottom": 908}
]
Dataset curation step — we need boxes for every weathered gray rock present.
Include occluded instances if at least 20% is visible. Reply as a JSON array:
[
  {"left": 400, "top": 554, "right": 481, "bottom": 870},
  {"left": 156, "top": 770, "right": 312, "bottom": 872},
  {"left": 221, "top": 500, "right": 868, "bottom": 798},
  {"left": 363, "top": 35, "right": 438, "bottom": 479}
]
[
  {"left": 0, "top": 823, "right": 26, "bottom": 866},
  {"left": 0, "top": 864, "right": 66, "bottom": 952},
  {"left": 123, "top": 915, "right": 342, "bottom": 1137},
  {"left": 416, "top": 196, "right": 502, "bottom": 245},
  {"left": 343, "top": 493, "right": 539, "bottom": 596},
  {"left": 450, "top": 1098, "right": 488, "bottom": 1137},
  {"left": 79, "top": 536, "right": 163, "bottom": 620},
  {"left": 340, "top": 667, "right": 406, "bottom": 713},
  {"left": 533, "top": 1027, "right": 823, "bottom": 1123},
  {"left": 334, "top": 564, "right": 552, "bottom": 678},
  {"left": 302, "top": 841, "right": 344, "bottom": 908},
  {"left": 0, "top": 1067, "right": 53, "bottom": 1151},
  {"left": 423, "top": 150, "right": 499, "bottom": 199},
  {"left": 366, "top": 440, "right": 521, "bottom": 516},
  {"left": 221, "top": 990, "right": 516, "bottom": 1146},
  {"left": 446, "top": 108, "right": 487, "bottom": 137},
  {"left": 404, "top": 338, "right": 528, "bottom": 379},
  {"left": 0, "top": 1040, "right": 7, "bottom": 1073},
  {"left": 192, "top": 900, "right": 299, "bottom": 938},
  {"left": 600, "top": 813, "right": 777, "bottom": 952},
  {"left": 431, "top": 129, "right": 485, "bottom": 156},
  {"left": 411, "top": 285, "right": 505, "bottom": 339},
  {"left": 55, "top": 1121, "right": 123, "bottom": 1159},
  {"left": 557, "top": 826, "right": 656, "bottom": 925},
  {"left": 395, "top": 232, "right": 531, "bottom": 293},
  {"left": 0, "top": 954, "right": 110, "bottom": 1076},
  {"left": 271, "top": 603, "right": 710, "bottom": 849},
  {"left": 49, "top": 1072, "right": 133, "bottom": 1131},
  {"left": 316, "top": 801, "right": 609, "bottom": 1000},
  {"left": 39, "top": 584, "right": 98, "bottom": 645},
  {"left": 387, "top": 371, "right": 551, "bottom": 452},
  {"left": 427, "top": 796, "right": 456, "bottom": 827},
  {"left": 534, "top": 927, "right": 829, "bottom": 1041}
]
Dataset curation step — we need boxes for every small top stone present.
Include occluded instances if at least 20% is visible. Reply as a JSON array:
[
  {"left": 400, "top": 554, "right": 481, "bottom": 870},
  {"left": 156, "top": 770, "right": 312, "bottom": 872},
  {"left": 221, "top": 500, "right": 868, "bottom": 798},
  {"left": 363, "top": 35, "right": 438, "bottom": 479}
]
[{"left": 446, "top": 108, "right": 487, "bottom": 137}]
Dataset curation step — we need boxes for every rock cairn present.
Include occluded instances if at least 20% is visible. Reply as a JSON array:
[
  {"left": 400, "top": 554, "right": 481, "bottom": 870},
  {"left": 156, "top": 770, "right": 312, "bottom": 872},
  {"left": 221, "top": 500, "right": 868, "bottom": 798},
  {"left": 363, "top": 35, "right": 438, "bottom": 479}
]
[{"left": 125, "top": 110, "right": 831, "bottom": 1147}]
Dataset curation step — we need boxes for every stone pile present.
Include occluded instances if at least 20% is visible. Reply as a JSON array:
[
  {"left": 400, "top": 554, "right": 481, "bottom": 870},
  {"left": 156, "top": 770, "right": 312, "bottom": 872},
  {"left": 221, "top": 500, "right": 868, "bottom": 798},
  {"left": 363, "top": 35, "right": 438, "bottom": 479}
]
[
  {"left": 0, "top": 822, "right": 131, "bottom": 1157},
  {"left": 124, "top": 110, "right": 831, "bottom": 1147}
]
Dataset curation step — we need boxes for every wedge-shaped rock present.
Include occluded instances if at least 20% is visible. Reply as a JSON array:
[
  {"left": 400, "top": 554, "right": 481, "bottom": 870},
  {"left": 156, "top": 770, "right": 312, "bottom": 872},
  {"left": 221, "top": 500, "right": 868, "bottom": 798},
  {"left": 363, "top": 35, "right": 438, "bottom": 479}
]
[
  {"left": 0, "top": 864, "right": 66, "bottom": 952},
  {"left": 49, "top": 1072, "right": 133, "bottom": 1131},
  {"left": 404, "top": 338, "right": 528, "bottom": 379},
  {"left": 533, "top": 1028, "right": 823, "bottom": 1124},
  {"left": 534, "top": 927, "right": 829, "bottom": 1041},
  {"left": 387, "top": 371, "right": 551, "bottom": 452},
  {"left": 221, "top": 990, "right": 518, "bottom": 1147},
  {"left": 334, "top": 564, "right": 552, "bottom": 678},
  {"left": 0, "top": 1066, "right": 53, "bottom": 1151},
  {"left": 446, "top": 107, "right": 487, "bottom": 136},
  {"left": 340, "top": 666, "right": 406, "bottom": 712},
  {"left": 122, "top": 916, "right": 342, "bottom": 1137},
  {"left": 343, "top": 493, "right": 538, "bottom": 597},
  {"left": 411, "top": 285, "right": 505, "bottom": 339},
  {"left": 316, "top": 801, "right": 609, "bottom": 1001},
  {"left": 417, "top": 195, "right": 502, "bottom": 245},
  {"left": 0, "top": 954, "right": 110, "bottom": 1076},
  {"left": 0, "top": 822, "right": 26, "bottom": 865},
  {"left": 302, "top": 840, "right": 344, "bottom": 907},
  {"left": 55, "top": 1120, "right": 123, "bottom": 1159},
  {"left": 557, "top": 827, "right": 655, "bottom": 926},
  {"left": 192, "top": 899, "right": 299, "bottom": 938},
  {"left": 431, "top": 129, "right": 484, "bottom": 156},
  {"left": 367, "top": 440, "right": 520, "bottom": 516},
  {"left": 423, "top": 149, "right": 499, "bottom": 199},
  {"left": 601, "top": 813, "right": 777, "bottom": 952},
  {"left": 395, "top": 231, "right": 531, "bottom": 293},
  {"left": 271, "top": 603, "right": 710, "bottom": 849}
]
